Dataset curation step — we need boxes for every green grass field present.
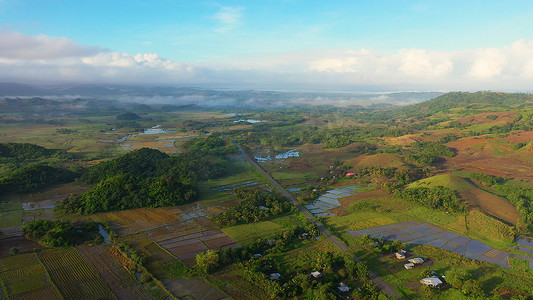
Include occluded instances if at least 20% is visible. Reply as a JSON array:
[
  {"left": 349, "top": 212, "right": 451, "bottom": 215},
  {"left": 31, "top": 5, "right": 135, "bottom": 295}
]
[
  {"left": 0, "top": 202, "right": 22, "bottom": 228},
  {"left": 408, "top": 173, "right": 471, "bottom": 191},
  {"left": 198, "top": 160, "right": 266, "bottom": 205},
  {"left": 222, "top": 214, "right": 305, "bottom": 244},
  {"left": 0, "top": 253, "right": 55, "bottom": 298}
]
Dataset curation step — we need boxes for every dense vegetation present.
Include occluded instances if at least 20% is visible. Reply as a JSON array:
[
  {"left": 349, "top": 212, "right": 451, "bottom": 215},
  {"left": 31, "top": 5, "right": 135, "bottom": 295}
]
[
  {"left": 0, "top": 143, "right": 77, "bottom": 196},
  {"left": 57, "top": 138, "right": 233, "bottom": 214},
  {"left": 116, "top": 112, "right": 141, "bottom": 120},
  {"left": 403, "top": 92, "right": 533, "bottom": 115},
  {"left": 22, "top": 220, "right": 101, "bottom": 247},
  {"left": 243, "top": 124, "right": 411, "bottom": 149},
  {"left": 395, "top": 186, "right": 467, "bottom": 212},
  {"left": 0, "top": 164, "right": 77, "bottom": 194},
  {"left": 0, "top": 142, "right": 70, "bottom": 160},
  {"left": 406, "top": 141, "right": 455, "bottom": 166},
  {"left": 212, "top": 189, "right": 294, "bottom": 226}
]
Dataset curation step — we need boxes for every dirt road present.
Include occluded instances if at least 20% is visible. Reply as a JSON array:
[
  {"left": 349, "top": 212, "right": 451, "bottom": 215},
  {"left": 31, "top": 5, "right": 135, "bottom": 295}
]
[{"left": 233, "top": 141, "right": 401, "bottom": 299}]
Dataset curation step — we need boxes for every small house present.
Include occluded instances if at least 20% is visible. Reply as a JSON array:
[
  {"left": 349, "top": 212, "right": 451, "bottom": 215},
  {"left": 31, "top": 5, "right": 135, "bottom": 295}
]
[
  {"left": 252, "top": 253, "right": 262, "bottom": 259},
  {"left": 408, "top": 257, "right": 424, "bottom": 264},
  {"left": 258, "top": 206, "right": 269, "bottom": 211},
  {"left": 404, "top": 263, "right": 415, "bottom": 269},
  {"left": 420, "top": 277, "right": 443, "bottom": 287},
  {"left": 299, "top": 233, "right": 310, "bottom": 239},
  {"left": 395, "top": 252, "right": 406, "bottom": 259},
  {"left": 399, "top": 249, "right": 407, "bottom": 254},
  {"left": 310, "top": 271, "right": 322, "bottom": 278},
  {"left": 269, "top": 273, "right": 281, "bottom": 281},
  {"left": 337, "top": 282, "right": 350, "bottom": 292},
  {"left": 346, "top": 172, "right": 356, "bottom": 177}
]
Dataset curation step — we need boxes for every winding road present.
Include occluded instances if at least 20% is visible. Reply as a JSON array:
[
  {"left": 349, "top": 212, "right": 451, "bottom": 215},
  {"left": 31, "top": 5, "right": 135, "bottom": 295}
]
[{"left": 233, "top": 141, "right": 401, "bottom": 299}]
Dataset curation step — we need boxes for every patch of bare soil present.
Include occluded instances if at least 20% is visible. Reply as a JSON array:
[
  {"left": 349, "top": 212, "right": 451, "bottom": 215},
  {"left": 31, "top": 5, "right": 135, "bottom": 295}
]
[{"left": 0, "top": 236, "right": 45, "bottom": 256}]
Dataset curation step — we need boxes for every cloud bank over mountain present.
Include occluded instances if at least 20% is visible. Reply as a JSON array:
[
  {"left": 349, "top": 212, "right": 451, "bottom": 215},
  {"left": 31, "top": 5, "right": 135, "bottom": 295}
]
[{"left": 1, "top": 31, "right": 533, "bottom": 91}]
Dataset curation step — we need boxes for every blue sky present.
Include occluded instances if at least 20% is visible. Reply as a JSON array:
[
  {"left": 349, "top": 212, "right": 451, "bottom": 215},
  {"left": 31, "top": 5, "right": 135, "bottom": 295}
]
[{"left": 1, "top": 1, "right": 533, "bottom": 91}]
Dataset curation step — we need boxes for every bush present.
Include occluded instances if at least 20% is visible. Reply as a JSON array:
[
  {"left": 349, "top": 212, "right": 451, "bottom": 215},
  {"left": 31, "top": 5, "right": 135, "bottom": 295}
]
[{"left": 9, "top": 247, "right": 19, "bottom": 256}]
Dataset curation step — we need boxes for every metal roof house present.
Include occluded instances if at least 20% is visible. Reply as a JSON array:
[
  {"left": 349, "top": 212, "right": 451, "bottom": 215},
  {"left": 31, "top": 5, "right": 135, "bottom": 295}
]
[
  {"left": 395, "top": 252, "right": 406, "bottom": 259},
  {"left": 269, "top": 273, "right": 281, "bottom": 281},
  {"left": 404, "top": 263, "right": 415, "bottom": 269},
  {"left": 420, "top": 277, "right": 443, "bottom": 287},
  {"left": 408, "top": 257, "right": 424, "bottom": 264}
]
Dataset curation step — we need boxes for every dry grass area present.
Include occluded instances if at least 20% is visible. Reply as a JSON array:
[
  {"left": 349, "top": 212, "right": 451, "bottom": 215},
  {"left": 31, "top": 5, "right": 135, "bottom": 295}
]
[
  {"left": 89, "top": 208, "right": 182, "bottom": 236},
  {"left": 383, "top": 134, "right": 421, "bottom": 146},
  {"left": 346, "top": 153, "right": 406, "bottom": 170},
  {"left": 455, "top": 111, "right": 518, "bottom": 126},
  {"left": 460, "top": 185, "right": 520, "bottom": 225},
  {"left": 445, "top": 138, "right": 533, "bottom": 182}
]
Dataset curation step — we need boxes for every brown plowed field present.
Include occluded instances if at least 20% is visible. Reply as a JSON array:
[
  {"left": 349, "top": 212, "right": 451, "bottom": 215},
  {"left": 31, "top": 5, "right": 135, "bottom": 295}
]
[
  {"left": 145, "top": 217, "right": 238, "bottom": 262},
  {"left": 0, "top": 237, "right": 45, "bottom": 256}
]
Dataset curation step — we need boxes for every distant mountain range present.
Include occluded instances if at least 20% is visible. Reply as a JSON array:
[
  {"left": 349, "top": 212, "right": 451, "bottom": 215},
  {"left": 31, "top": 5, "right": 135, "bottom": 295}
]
[{"left": 0, "top": 82, "right": 444, "bottom": 108}]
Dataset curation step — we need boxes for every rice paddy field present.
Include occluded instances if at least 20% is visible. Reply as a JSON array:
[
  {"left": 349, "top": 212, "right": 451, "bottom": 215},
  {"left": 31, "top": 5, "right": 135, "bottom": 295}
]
[
  {"left": 0, "top": 253, "right": 60, "bottom": 300},
  {"left": 77, "top": 244, "right": 155, "bottom": 299},
  {"left": 39, "top": 248, "right": 116, "bottom": 300}
]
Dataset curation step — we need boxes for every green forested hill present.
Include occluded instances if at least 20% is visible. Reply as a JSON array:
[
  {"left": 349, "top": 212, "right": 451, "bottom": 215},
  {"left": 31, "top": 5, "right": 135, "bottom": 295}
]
[{"left": 404, "top": 92, "right": 533, "bottom": 115}]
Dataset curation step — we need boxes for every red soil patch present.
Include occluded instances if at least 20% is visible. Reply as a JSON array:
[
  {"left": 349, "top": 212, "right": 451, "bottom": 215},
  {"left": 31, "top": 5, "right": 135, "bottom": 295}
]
[
  {"left": 500, "top": 145, "right": 512, "bottom": 151},
  {"left": 506, "top": 130, "right": 533, "bottom": 143}
]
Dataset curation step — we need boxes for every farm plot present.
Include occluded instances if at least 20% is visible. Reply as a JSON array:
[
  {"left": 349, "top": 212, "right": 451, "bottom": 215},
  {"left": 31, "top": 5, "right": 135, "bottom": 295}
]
[
  {"left": 147, "top": 217, "right": 238, "bottom": 262},
  {"left": 120, "top": 234, "right": 178, "bottom": 277},
  {"left": 0, "top": 233, "right": 45, "bottom": 257},
  {"left": 90, "top": 208, "right": 182, "bottom": 236},
  {"left": 0, "top": 253, "right": 60, "bottom": 299},
  {"left": 0, "top": 202, "right": 22, "bottom": 228},
  {"left": 77, "top": 245, "right": 154, "bottom": 300},
  {"left": 39, "top": 248, "right": 116, "bottom": 300}
]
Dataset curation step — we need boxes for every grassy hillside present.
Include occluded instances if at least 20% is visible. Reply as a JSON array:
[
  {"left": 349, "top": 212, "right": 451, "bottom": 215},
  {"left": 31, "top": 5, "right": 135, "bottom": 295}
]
[
  {"left": 405, "top": 92, "right": 533, "bottom": 115},
  {"left": 409, "top": 173, "right": 520, "bottom": 225}
]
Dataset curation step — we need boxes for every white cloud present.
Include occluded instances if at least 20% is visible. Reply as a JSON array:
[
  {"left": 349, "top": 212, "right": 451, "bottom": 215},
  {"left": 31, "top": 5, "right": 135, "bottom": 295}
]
[
  {"left": 468, "top": 48, "right": 506, "bottom": 79},
  {"left": 0, "top": 30, "right": 100, "bottom": 59},
  {"left": 2, "top": 31, "right": 533, "bottom": 91},
  {"left": 213, "top": 6, "right": 244, "bottom": 33},
  {"left": 397, "top": 49, "right": 453, "bottom": 78}
]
